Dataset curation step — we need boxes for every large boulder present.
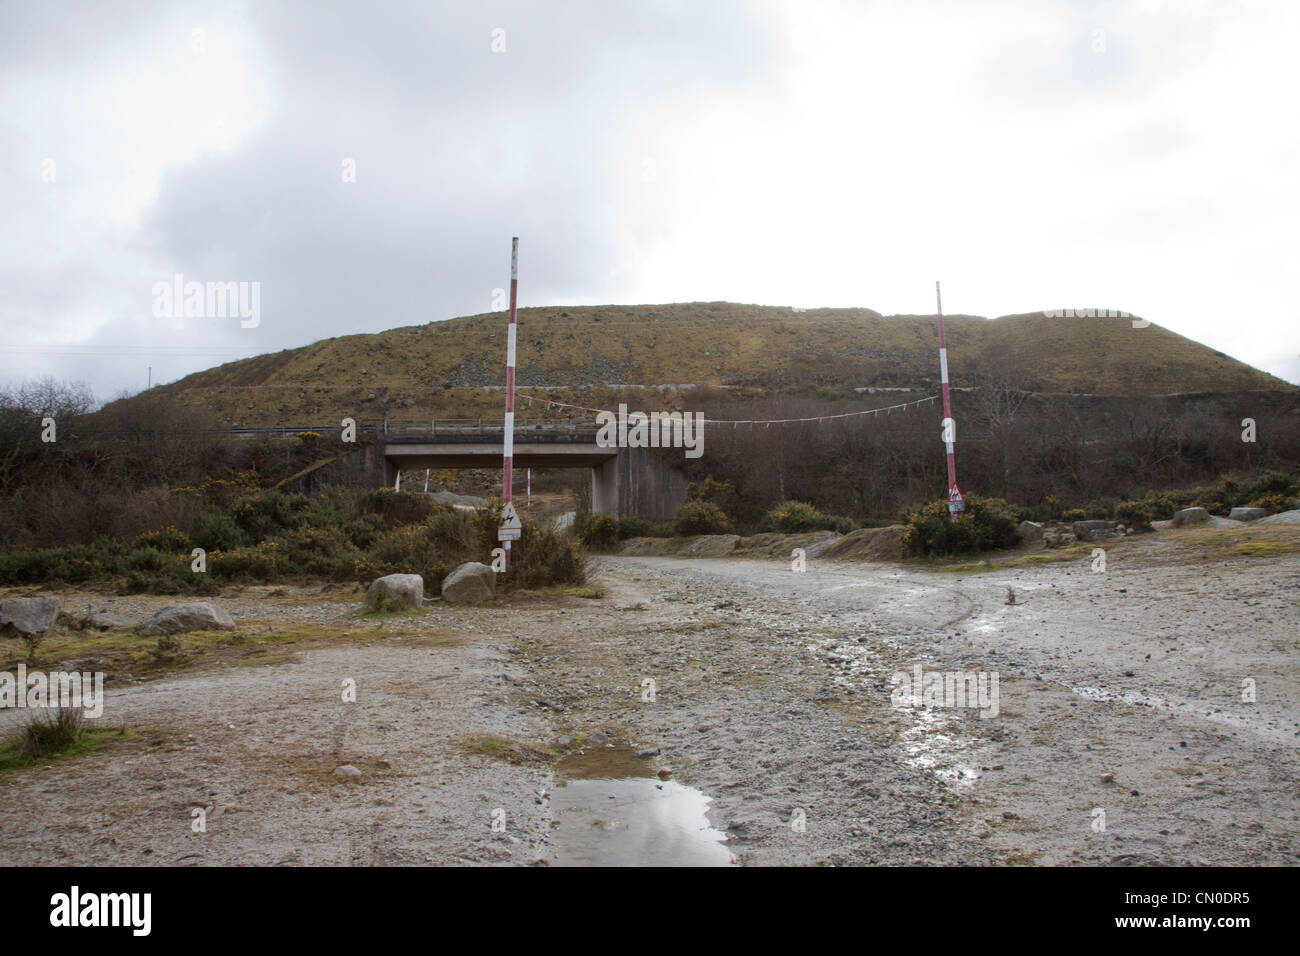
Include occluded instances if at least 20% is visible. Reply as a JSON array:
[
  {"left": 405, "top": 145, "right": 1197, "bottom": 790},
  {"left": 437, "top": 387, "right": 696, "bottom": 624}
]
[
  {"left": 138, "top": 602, "right": 235, "bottom": 636},
  {"left": 441, "top": 562, "right": 496, "bottom": 604},
  {"left": 553, "top": 511, "right": 577, "bottom": 535},
  {"left": 1227, "top": 507, "right": 1268, "bottom": 522},
  {"left": 1171, "top": 507, "right": 1210, "bottom": 527},
  {"left": 364, "top": 573, "right": 425, "bottom": 612},
  {"left": 1018, "top": 520, "right": 1044, "bottom": 542},
  {"left": 0, "top": 597, "right": 61, "bottom": 638}
]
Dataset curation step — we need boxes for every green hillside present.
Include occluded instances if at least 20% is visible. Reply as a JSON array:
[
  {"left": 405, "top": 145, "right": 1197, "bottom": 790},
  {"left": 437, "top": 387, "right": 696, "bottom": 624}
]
[{"left": 141, "top": 303, "right": 1293, "bottom": 427}]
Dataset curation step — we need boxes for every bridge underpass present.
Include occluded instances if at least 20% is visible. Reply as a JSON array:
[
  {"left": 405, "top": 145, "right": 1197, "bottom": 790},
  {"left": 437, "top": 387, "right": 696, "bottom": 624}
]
[{"left": 381, "top": 425, "right": 687, "bottom": 519}]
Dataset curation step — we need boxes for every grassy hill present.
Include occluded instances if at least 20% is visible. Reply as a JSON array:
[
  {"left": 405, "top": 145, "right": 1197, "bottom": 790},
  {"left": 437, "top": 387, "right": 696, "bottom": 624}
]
[{"left": 141, "top": 303, "right": 1293, "bottom": 427}]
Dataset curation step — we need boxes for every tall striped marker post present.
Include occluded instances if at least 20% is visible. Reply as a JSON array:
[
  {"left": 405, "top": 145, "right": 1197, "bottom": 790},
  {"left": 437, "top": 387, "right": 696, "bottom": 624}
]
[
  {"left": 498, "top": 238, "right": 522, "bottom": 568},
  {"left": 937, "top": 281, "right": 965, "bottom": 515}
]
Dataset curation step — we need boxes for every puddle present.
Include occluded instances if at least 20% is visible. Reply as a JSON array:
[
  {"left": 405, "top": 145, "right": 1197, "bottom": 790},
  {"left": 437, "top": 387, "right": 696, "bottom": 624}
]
[
  {"left": 555, "top": 744, "right": 651, "bottom": 780},
  {"left": 549, "top": 777, "right": 735, "bottom": 867}
]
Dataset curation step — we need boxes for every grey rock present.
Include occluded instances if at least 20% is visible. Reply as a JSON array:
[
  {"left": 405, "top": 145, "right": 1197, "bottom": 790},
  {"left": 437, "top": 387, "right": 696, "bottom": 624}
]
[
  {"left": 0, "top": 597, "right": 60, "bottom": 638},
  {"left": 332, "top": 764, "right": 362, "bottom": 779},
  {"left": 364, "top": 573, "right": 425, "bottom": 612},
  {"left": 1171, "top": 507, "right": 1210, "bottom": 527},
  {"left": 441, "top": 562, "right": 496, "bottom": 604},
  {"left": 428, "top": 490, "right": 486, "bottom": 509},
  {"left": 635, "top": 748, "right": 661, "bottom": 759},
  {"left": 553, "top": 511, "right": 576, "bottom": 535},
  {"left": 82, "top": 607, "right": 138, "bottom": 630},
  {"left": 1227, "top": 507, "right": 1267, "bottom": 522},
  {"left": 137, "top": 602, "right": 234, "bottom": 636},
  {"left": 1071, "top": 519, "right": 1120, "bottom": 541},
  {"left": 1017, "top": 520, "right": 1043, "bottom": 542}
]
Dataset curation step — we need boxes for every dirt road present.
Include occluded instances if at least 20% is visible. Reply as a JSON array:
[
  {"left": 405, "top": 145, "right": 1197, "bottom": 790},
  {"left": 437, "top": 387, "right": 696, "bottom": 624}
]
[{"left": 2, "top": 530, "right": 1296, "bottom": 866}]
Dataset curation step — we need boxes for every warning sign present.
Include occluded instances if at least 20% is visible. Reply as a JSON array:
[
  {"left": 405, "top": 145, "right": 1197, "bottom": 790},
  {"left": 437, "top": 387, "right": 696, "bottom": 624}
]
[
  {"left": 948, "top": 483, "right": 966, "bottom": 514},
  {"left": 498, "top": 502, "right": 522, "bottom": 541}
]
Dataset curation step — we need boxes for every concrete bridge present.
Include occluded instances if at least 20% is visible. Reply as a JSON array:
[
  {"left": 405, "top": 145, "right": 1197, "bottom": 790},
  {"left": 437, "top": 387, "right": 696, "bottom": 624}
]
[
  {"left": 381, "top": 421, "right": 686, "bottom": 519},
  {"left": 222, "top": 419, "right": 688, "bottom": 518}
]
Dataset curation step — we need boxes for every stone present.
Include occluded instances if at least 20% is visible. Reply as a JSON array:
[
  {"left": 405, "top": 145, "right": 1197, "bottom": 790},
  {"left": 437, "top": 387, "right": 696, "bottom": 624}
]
[
  {"left": 440, "top": 562, "right": 496, "bottom": 604},
  {"left": 553, "top": 511, "right": 576, "bottom": 535},
  {"left": 364, "top": 573, "right": 425, "bottom": 612},
  {"left": 1071, "top": 519, "right": 1120, "bottom": 541},
  {"left": 428, "top": 490, "right": 486, "bottom": 510},
  {"left": 0, "top": 597, "right": 60, "bottom": 638},
  {"left": 138, "top": 602, "right": 235, "bottom": 636},
  {"left": 1227, "top": 507, "right": 1267, "bottom": 522},
  {"left": 635, "top": 748, "right": 661, "bottom": 759},
  {"left": 82, "top": 607, "right": 138, "bottom": 630},
  {"left": 332, "top": 764, "right": 362, "bottom": 779},
  {"left": 1017, "top": 520, "right": 1043, "bottom": 542},
  {"left": 1171, "top": 507, "right": 1210, "bottom": 527}
]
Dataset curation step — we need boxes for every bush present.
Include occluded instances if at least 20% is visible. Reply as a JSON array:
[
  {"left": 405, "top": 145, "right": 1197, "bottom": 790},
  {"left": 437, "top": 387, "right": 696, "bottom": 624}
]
[
  {"left": 363, "top": 488, "right": 435, "bottom": 527},
  {"left": 231, "top": 491, "right": 311, "bottom": 540},
  {"left": 1061, "top": 508, "right": 1087, "bottom": 522},
  {"left": 760, "top": 500, "right": 855, "bottom": 534},
  {"left": 20, "top": 708, "right": 84, "bottom": 758},
  {"left": 902, "top": 496, "right": 1021, "bottom": 556},
  {"left": 616, "top": 516, "right": 674, "bottom": 539},
  {"left": 193, "top": 512, "right": 250, "bottom": 551},
  {"left": 1247, "top": 493, "right": 1293, "bottom": 514},
  {"left": 673, "top": 500, "right": 730, "bottom": 535},
  {"left": 576, "top": 513, "right": 620, "bottom": 551},
  {"left": 1114, "top": 500, "right": 1154, "bottom": 531}
]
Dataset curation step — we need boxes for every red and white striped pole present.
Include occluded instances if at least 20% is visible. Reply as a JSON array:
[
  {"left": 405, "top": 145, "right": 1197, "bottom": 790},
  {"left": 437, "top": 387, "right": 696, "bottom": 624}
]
[
  {"left": 937, "top": 281, "right": 964, "bottom": 515},
  {"left": 501, "top": 237, "right": 520, "bottom": 567}
]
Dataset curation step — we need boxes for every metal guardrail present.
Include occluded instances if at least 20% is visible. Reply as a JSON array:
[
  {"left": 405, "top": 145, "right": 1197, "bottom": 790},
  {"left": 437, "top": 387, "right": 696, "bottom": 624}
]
[{"left": 221, "top": 419, "right": 600, "bottom": 440}]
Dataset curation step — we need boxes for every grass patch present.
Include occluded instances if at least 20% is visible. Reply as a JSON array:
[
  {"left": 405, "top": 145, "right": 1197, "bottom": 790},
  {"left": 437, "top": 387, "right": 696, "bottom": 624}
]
[
  {"left": 1174, "top": 525, "right": 1300, "bottom": 560},
  {"left": 462, "top": 734, "right": 557, "bottom": 765},
  {"left": 2, "top": 617, "right": 466, "bottom": 682},
  {"left": 0, "top": 716, "right": 133, "bottom": 773}
]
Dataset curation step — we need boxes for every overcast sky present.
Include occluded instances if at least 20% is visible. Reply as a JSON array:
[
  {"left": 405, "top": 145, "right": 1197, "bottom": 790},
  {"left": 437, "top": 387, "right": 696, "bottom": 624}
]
[{"left": 2, "top": 0, "right": 1297, "bottom": 400}]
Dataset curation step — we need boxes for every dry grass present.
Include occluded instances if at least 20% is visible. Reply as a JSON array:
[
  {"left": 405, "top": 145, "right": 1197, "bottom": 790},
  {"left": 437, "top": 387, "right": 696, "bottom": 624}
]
[{"left": 132, "top": 304, "right": 1290, "bottom": 427}]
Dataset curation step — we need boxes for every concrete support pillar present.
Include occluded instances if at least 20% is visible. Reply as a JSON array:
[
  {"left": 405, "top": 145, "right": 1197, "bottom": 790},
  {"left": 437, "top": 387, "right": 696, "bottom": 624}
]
[
  {"left": 592, "top": 456, "right": 619, "bottom": 517},
  {"left": 383, "top": 457, "right": 399, "bottom": 489}
]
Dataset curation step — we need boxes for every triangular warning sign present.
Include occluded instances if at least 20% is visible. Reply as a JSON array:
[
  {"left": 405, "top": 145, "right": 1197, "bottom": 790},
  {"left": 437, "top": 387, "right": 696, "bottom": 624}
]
[{"left": 948, "top": 483, "right": 964, "bottom": 503}]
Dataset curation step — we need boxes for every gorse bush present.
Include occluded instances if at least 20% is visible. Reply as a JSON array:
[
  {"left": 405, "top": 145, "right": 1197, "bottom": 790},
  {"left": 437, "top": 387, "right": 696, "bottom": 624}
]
[
  {"left": 673, "top": 500, "right": 730, "bottom": 535},
  {"left": 575, "top": 513, "right": 620, "bottom": 552},
  {"left": 0, "top": 488, "right": 584, "bottom": 593},
  {"left": 616, "top": 515, "right": 673, "bottom": 539},
  {"left": 1114, "top": 500, "right": 1154, "bottom": 531},
  {"left": 760, "top": 501, "right": 855, "bottom": 534},
  {"left": 902, "top": 496, "right": 1021, "bottom": 556}
]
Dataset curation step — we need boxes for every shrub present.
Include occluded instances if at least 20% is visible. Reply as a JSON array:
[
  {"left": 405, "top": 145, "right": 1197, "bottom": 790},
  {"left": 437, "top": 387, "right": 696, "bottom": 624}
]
[
  {"left": 576, "top": 513, "right": 620, "bottom": 551},
  {"left": 134, "top": 526, "right": 192, "bottom": 553},
  {"left": 902, "top": 496, "right": 1020, "bottom": 556},
  {"left": 1061, "top": 508, "right": 1087, "bottom": 522},
  {"left": 193, "top": 511, "right": 250, "bottom": 551},
  {"left": 231, "top": 491, "right": 311, "bottom": 540},
  {"left": 1114, "top": 500, "right": 1154, "bottom": 531},
  {"left": 363, "top": 488, "right": 436, "bottom": 527},
  {"left": 673, "top": 500, "right": 730, "bottom": 535},
  {"left": 761, "top": 500, "right": 855, "bottom": 534},
  {"left": 20, "top": 707, "right": 84, "bottom": 758},
  {"left": 1247, "top": 493, "right": 1293, "bottom": 514},
  {"left": 508, "top": 520, "right": 587, "bottom": 589}
]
